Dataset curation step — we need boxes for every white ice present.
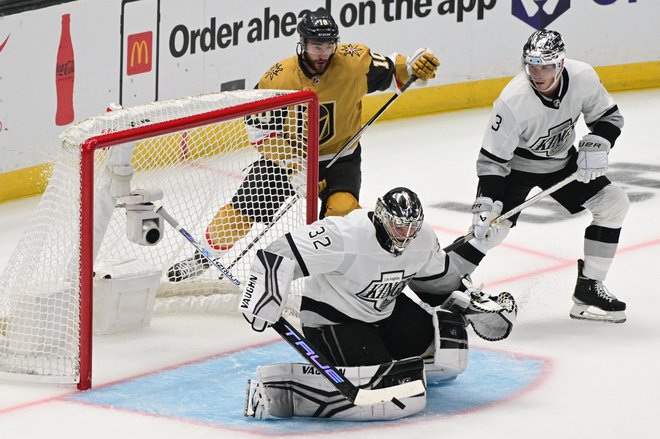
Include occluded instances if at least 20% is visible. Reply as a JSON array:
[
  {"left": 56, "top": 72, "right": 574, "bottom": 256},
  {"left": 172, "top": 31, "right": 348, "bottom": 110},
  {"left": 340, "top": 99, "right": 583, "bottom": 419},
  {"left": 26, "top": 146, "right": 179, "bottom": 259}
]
[{"left": 1, "top": 88, "right": 659, "bottom": 438}]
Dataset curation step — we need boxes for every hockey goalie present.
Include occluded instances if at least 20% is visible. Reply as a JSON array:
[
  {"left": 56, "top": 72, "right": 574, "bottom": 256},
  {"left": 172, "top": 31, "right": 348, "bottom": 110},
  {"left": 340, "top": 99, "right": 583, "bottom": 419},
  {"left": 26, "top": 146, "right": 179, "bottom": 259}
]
[{"left": 238, "top": 187, "right": 517, "bottom": 420}]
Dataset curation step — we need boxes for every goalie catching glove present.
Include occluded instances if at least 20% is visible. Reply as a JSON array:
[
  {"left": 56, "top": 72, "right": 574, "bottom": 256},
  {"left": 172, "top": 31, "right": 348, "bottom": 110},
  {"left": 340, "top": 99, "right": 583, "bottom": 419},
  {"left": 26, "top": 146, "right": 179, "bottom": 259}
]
[
  {"left": 460, "top": 276, "right": 517, "bottom": 341},
  {"left": 239, "top": 249, "right": 295, "bottom": 331}
]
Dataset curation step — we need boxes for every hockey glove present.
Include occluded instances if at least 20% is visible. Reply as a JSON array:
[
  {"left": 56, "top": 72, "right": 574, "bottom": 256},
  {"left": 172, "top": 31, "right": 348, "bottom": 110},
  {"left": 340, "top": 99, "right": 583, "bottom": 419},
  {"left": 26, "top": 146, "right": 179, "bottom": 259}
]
[
  {"left": 461, "top": 276, "right": 517, "bottom": 342},
  {"left": 471, "top": 196, "right": 503, "bottom": 240},
  {"left": 407, "top": 48, "right": 440, "bottom": 83},
  {"left": 239, "top": 249, "right": 294, "bottom": 332},
  {"left": 577, "top": 134, "right": 610, "bottom": 183}
]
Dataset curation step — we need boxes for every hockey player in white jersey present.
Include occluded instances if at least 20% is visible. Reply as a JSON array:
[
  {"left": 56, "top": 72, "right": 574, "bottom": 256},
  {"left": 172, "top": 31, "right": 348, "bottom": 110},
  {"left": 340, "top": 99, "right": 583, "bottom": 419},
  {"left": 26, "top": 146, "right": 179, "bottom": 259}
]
[
  {"left": 239, "top": 187, "right": 517, "bottom": 420},
  {"left": 456, "top": 30, "right": 628, "bottom": 323}
]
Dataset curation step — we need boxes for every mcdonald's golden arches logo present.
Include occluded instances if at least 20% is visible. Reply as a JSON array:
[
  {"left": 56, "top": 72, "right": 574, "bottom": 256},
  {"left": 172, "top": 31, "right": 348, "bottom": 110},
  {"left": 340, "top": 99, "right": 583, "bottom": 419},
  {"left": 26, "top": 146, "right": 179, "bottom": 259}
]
[{"left": 127, "top": 31, "right": 152, "bottom": 75}]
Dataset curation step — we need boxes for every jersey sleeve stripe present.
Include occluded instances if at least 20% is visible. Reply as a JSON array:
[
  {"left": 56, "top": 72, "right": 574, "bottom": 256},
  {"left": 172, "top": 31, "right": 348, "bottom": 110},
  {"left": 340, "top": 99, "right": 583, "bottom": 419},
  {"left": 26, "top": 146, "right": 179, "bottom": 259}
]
[
  {"left": 285, "top": 232, "right": 309, "bottom": 276},
  {"left": 514, "top": 146, "right": 577, "bottom": 161},
  {"left": 452, "top": 241, "right": 486, "bottom": 266},
  {"left": 412, "top": 253, "right": 450, "bottom": 281},
  {"left": 479, "top": 147, "right": 509, "bottom": 164}
]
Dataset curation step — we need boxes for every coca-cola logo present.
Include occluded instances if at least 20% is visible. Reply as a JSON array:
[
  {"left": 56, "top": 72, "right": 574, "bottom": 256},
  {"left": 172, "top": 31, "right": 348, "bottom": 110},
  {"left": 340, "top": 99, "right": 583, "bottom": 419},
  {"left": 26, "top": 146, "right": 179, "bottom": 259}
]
[{"left": 57, "top": 60, "right": 75, "bottom": 76}]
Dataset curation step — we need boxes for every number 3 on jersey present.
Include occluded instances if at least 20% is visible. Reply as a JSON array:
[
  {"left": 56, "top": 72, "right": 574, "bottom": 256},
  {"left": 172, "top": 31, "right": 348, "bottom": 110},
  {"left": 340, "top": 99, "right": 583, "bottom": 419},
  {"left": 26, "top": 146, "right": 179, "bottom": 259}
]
[
  {"left": 491, "top": 114, "right": 502, "bottom": 131},
  {"left": 308, "top": 226, "right": 332, "bottom": 250}
]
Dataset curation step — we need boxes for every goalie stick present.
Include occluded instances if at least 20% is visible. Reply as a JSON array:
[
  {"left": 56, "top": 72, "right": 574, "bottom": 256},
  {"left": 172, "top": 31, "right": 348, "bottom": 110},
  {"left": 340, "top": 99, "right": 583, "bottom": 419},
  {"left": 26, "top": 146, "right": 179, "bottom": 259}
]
[
  {"left": 218, "top": 194, "right": 300, "bottom": 280},
  {"left": 271, "top": 318, "right": 425, "bottom": 408},
  {"left": 325, "top": 75, "right": 418, "bottom": 169},
  {"left": 158, "top": 213, "right": 423, "bottom": 408},
  {"left": 154, "top": 204, "right": 241, "bottom": 286},
  {"left": 443, "top": 173, "right": 578, "bottom": 253}
]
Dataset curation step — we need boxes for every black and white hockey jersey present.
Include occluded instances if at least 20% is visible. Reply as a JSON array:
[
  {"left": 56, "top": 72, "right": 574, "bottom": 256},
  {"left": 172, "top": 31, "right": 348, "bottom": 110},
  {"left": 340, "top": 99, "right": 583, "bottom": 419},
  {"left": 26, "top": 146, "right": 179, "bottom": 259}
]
[
  {"left": 477, "top": 59, "right": 623, "bottom": 199},
  {"left": 265, "top": 209, "right": 465, "bottom": 328}
]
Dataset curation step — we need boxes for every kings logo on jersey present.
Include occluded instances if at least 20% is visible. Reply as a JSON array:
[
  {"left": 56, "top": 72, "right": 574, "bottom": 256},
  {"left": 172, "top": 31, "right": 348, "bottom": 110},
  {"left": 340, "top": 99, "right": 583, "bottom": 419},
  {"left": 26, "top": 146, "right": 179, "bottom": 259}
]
[
  {"left": 356, "top": 271, "right": 414, "bottom": 311},
  {"left": 529, "top": 118, "right": 575, "bottom": 157}
]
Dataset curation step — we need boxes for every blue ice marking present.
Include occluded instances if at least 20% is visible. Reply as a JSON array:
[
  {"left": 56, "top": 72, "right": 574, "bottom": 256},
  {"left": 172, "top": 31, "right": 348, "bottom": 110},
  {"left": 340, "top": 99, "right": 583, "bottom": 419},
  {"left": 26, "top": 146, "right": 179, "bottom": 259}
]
[{"left": 67, "top": 342, "right": 547, "bottom": 434}]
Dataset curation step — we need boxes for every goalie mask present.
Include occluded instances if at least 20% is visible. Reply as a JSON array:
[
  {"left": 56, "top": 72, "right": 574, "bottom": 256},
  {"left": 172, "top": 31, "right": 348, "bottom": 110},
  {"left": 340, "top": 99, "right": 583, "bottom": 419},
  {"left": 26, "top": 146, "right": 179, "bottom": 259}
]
[
  {"left": 522, "top": 29, "right": 565, "bottom": 93},
  {"left": 373, "top": 187, "right": 424, "bottom": 256}
]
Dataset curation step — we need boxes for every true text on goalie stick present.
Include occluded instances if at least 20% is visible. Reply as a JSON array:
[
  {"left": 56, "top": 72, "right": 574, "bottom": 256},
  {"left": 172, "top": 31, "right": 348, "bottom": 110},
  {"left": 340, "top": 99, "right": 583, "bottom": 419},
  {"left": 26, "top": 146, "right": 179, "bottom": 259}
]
[
  {"left": 158, "top": 205, "right": 423, "bottom": 408},
  {"left": 271, "top": 317, "right": 425, "bottom": 408},
  {"left": 154, "top": 204, "right": 241, "bottom": 286}
]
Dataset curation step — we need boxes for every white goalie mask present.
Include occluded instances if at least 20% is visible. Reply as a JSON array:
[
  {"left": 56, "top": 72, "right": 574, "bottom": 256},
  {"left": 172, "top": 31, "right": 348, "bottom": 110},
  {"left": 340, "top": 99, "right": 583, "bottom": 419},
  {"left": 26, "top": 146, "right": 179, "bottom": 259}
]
[
  {"left": 522, "top": 29, "right": 565, "bottom": 93},
  {"left": 373, "top": 187, "right": 424, "bottom": 256}
]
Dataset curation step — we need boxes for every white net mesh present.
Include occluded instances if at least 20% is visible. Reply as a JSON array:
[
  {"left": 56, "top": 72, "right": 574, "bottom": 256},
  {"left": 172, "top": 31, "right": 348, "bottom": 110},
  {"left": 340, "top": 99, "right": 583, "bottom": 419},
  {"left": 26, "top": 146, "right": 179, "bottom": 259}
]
[{"left": 0, "top": 89, "right": 317, "bottom": 385}]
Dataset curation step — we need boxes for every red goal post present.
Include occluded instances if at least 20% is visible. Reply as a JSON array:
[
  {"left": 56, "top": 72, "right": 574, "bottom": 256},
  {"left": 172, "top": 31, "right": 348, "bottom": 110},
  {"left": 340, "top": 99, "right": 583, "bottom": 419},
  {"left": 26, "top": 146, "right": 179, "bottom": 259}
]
[{"left": 0, "top": 89, "right": 319, "bottom": 390}]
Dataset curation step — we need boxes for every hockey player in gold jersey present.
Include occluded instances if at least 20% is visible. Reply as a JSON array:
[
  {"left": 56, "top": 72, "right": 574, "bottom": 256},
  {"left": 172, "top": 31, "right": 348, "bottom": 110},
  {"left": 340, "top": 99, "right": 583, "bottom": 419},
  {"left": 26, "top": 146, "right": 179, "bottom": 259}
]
[{"left": 168, "top": 7, "right": 439, "bottom": 282}]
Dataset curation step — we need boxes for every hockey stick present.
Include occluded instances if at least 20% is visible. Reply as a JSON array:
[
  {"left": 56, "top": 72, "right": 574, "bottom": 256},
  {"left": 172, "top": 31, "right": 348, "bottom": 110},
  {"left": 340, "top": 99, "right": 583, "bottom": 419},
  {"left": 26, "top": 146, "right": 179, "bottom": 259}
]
[
  {"left": 154, "top": 204, "right": 242, "bottom": 286},
  {"left": 443, "top": 173, "right": 578, "bottom": 253},
  {"left": 160, "top": 212, "right": 424, "bottom": 407},
  {"left": 325, "top": 75, "right": 418, "bottom": 169},
  {"left": 219, "top": 194, "right": 300, "bottom": 277},
  {"left": 271, "top": 317, "right": 425, "bottom": 408}
]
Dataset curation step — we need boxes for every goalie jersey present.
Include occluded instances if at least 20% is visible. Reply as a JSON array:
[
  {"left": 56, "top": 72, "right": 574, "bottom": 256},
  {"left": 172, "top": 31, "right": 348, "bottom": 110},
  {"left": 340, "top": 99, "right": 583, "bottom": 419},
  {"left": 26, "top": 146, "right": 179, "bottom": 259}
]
[
  {"left": 255, "top": 44, "right": 402, "bottom": 161},
  {"left": 477, "top": 58, "right": 624, "bottom": 192},
  {"left": 265, "top": 209, "right": 465, "bottom": 328}
]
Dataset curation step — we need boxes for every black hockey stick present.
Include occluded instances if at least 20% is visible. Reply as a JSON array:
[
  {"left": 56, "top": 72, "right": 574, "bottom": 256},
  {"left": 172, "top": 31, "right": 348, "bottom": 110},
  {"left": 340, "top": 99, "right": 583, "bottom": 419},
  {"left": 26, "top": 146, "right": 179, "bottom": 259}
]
[
  {"left": 223, "top": 76, "right": 419, "bottom": 264},
  {"left": 218, "top": 194, "right": 300, "bottom": 279},
  {"left": 443, "top": 173, "right": 578, "bottom": 253},
  {"left": 154, "top": 204, "right": 241, "bottom": 286},
  {"left": 325, "top": 75, "right": 418, "bottom": 169},
  {"left": 271, "top": 317, "right": 425, "bottom": 408}
]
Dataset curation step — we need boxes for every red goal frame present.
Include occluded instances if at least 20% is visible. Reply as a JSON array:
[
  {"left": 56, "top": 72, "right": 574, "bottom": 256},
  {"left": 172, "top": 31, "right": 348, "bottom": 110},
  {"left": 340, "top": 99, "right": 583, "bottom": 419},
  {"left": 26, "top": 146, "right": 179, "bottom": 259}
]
[{"left": 77, "top": 91, "right": 319, "bottom": 389}]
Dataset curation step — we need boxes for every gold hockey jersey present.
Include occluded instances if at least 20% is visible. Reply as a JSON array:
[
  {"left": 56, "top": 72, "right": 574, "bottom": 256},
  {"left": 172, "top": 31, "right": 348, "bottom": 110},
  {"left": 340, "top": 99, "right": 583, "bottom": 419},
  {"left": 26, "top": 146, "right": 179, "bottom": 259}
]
[{"left": 257, "top": 43, "right": 404, "bottom": 161}]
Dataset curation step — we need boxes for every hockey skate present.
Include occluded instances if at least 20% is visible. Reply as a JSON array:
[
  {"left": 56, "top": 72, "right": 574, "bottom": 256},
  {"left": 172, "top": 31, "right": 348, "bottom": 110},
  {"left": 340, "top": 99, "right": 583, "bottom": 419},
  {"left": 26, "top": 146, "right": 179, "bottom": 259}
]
[
  {"left": 570, "top": 259, "right": 626, "bottom": 323},
  {"left": 166, "top": 250, "right": 212, "bottom": 282}
]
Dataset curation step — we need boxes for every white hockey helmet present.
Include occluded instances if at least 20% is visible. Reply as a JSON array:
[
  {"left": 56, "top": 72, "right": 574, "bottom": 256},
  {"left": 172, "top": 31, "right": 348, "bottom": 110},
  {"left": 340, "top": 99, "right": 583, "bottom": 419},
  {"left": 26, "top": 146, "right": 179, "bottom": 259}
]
[
  {"left": 373, "top": 187, "right": 424, "bottom": 256},
  {"left": 522, "top": 29, "right": 565, "bottom": 92}
]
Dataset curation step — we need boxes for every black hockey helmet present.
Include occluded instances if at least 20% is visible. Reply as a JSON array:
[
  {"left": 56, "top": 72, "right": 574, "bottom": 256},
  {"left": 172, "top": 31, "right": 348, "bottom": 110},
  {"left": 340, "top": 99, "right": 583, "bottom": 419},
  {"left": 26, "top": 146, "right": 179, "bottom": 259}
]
[
  {"left": 373, "top": 187, "right": 424, "bottom": 256},
  {"left": 297, "top": 8, "right": 339, "bottom": 43}
]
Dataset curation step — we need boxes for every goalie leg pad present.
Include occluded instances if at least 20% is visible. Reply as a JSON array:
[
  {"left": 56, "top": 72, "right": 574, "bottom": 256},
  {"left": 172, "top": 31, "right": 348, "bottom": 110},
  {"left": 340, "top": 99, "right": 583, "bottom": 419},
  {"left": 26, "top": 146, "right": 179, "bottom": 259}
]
[
  {"left": 427, "top": 309, "right": 469, "bottom": 381},
  {"left": 239, "top": 249, "right": 295, "bottom": 331},
  {"left": 246, "top": 358, "right": 426, "bottom": 421}
]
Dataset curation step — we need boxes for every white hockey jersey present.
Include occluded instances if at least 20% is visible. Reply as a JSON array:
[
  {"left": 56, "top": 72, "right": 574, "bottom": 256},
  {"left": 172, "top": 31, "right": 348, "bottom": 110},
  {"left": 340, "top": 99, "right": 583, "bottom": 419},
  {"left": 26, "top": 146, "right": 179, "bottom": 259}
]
[
  {"left": 266, "top": 209, "right": 463, "bottom": 328},
  {"left": 478, "top": 59, "right": 623, "bottom": 178}
]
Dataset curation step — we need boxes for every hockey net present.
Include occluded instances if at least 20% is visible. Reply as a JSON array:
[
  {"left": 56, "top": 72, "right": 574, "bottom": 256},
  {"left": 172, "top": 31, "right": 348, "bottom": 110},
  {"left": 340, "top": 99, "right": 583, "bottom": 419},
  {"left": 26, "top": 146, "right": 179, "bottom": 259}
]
[{"left": 0, "top": 89, "right": 318, "bottom": 389}]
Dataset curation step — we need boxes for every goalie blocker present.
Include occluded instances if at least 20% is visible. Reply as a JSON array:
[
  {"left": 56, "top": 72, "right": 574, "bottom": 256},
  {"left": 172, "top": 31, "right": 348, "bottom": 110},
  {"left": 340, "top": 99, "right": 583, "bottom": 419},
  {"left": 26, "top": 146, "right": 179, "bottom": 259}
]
[
  {"left": 243, "top": 291, "right": 517, "bottom": 421},
  {"left": 238, "top": 189, "right": 518, "bottom": 420},
  {"left": 241, "top": 267, "right": 517, "bottom": 421}
]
